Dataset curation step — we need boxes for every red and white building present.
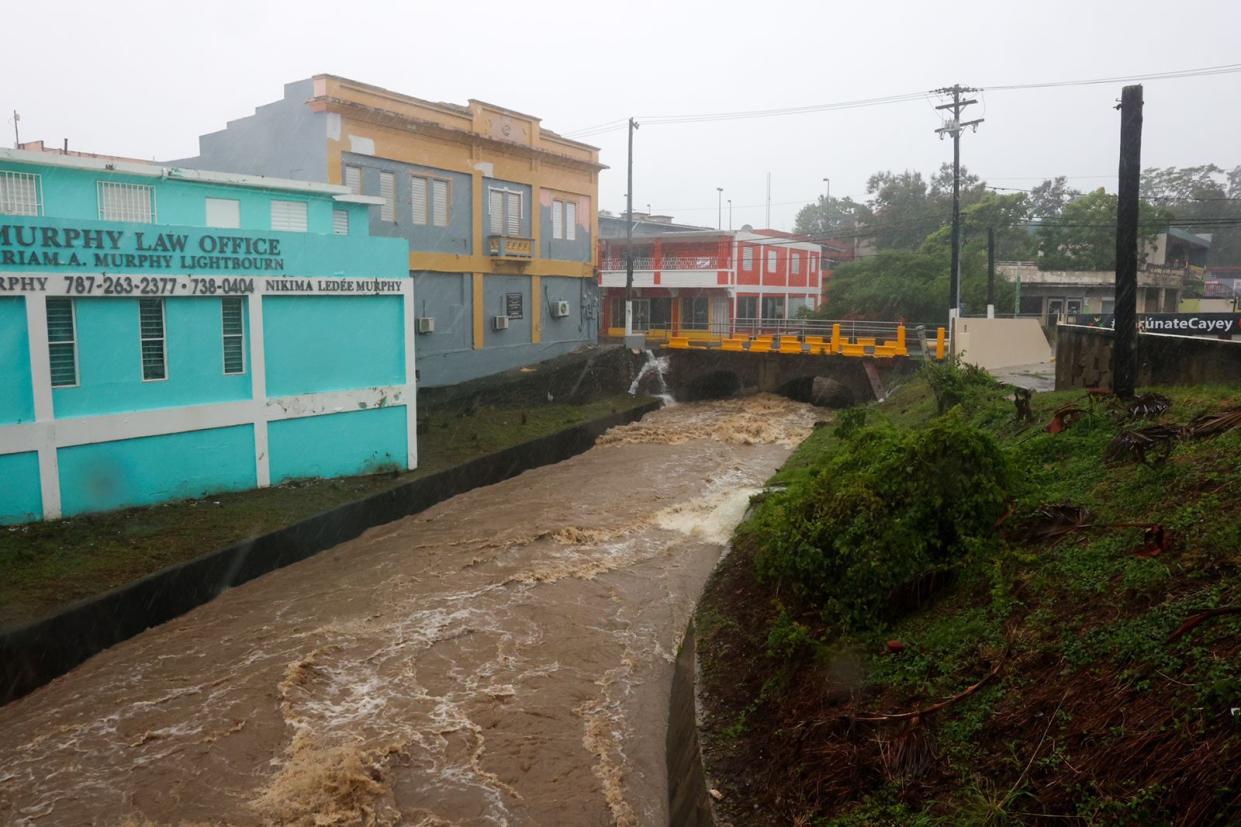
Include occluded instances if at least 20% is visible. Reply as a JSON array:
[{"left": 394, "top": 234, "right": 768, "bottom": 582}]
[{"left": 598, "top": 221, "right": 822, "bottom": 339}]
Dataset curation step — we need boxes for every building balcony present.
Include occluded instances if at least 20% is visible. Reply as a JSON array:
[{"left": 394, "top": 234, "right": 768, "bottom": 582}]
[
  {"left": 488, "top": 235, "right": 533, "bottom": 260},
  {"left": 599, "top": 256, "right": 727, "bottom": 271}
]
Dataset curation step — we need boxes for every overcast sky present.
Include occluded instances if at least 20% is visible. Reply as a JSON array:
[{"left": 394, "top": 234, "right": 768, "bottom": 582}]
[{"left": 6, "top": 0, "right": 1240, "bottom": 230}]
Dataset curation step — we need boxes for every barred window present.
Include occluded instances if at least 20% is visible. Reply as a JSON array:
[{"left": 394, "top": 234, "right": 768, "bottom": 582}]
[
  {"left": 552, "top": 200, "right": 564, "bottom": 239},
  {"left": 139, "top": 298, "right": 167, "bottom": 381},
  {"left": 565, "top": 201, "right": 577, "bottom": 241},
  {"left": 0, "top": 171, "right": 41, "bottom": 216},
  {"left": 344, "top": 165, "right": 362, "bottom": 194},
  {"left": 413, "top": 175, "right": 450, "bottom": 226},
  {"left": 221, "top": 297, "right": 245, "bottom": 374},
  {"left": 98, "top": 181, "right": 155, "bottom": 223},
  {"left": 431, "top": 179, "right": 449, "bottom": 227},
  {"left": 46, "top": 298, "right": 77, "bottom": 387},
  {"left": 332, "top": 209, "right": 349, "bottom": 236}
]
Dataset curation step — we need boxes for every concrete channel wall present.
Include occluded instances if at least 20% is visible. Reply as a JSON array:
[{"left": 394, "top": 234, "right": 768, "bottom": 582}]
[
  {"left": 667, "top": 622, "right": 717, "bottom": 826},
  {"left": 0, "top": 401, "right": 660, "bottom": 705},
  {"left": 1055, "top": 324, "right": 1241, "bottom": 390}
]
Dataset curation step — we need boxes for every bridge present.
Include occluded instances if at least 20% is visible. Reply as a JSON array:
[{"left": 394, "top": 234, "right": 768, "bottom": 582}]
[{"left": 635, "top": 320, "right": 944, "bottom": 404}]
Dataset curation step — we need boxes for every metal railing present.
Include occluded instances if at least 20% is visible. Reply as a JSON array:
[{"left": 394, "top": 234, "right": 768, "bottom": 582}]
[
  {"left": 598, "top": 256, "right": 726, "bottom": 271},
  {"left": 614, "top": 318, "right": 935, "bottom": 357}
]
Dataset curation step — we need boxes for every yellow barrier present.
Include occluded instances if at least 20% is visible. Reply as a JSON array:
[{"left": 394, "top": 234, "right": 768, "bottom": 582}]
[
  {"left": 857, "top": 336, "right": 877, "bottom": 348},
  {"left": 873, "top": 343, "right": 898, "bottom": 358},
  {"left": 895, "top": 325, "right": 909, "bottom": 356},
  {"left": 935, "top": 326, "right": 946, "bottom": 360},
  {"left": 778, "top": 338, "right": 803, "bottom": 354},
  {"left": 830, "top": 324, "right": 842, "bottom": 354},
  {"left": 840, "top": 342, "right": 866, "bottom": 357},
  {"left": 668, "top": 336, "right": 691, "bottom": 350},
  {"left": 720, "top": 337, "right": 746, "bottom": 351},
  {"left": 749, "top": 340, "right": 772, "bottom": 353}
]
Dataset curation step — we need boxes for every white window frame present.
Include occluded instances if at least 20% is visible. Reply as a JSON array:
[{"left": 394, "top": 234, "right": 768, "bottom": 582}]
[
  {"left": 0, "top": 170, "right": 42, "bottom": 216},
  {"left": 270, "top": 199, "right": 308, "bottom": 232},
  {"left": 46, "top": 297, "right": 78, "bottom": 388},
  {"left": 139, "top": 297, "right": 168, "bottom": 382},
  {"left": 767, "top": 249, "right": 778, "bottom": 273},
  {"left": 791, "top": 252, "right": 801, "bottom": 274},
  {"left": 742, "top": 246, "right": 754, "bottom": 272},
  {"left": 488, "top": 187, "right": 523, "bottom": 237},
  {"left": 344, "top": 165, "right": 362, "bottom": 195},
  {"left": 565, "top": 200, "right": 577, "bottom": 241},
  {"left": 205, "top": 197, "right": 241, "bottom": 229},
  {"left": 411, "top": 174, "right": 451, "bottom": 227},
  {"left": 221, "top": 297, "right": 245, "bottom": 375},
  {"left": 379, "top": 171, "right": 395, "bottom": 222},
  {"left": 98, "top": 181, "right": 155, "bottom": 223},
  {"left": 552, "top": 199, "right": 565, "bottom": 239},
  {"left": 332, "top": 208, "right": 349, "bottom": 236}
]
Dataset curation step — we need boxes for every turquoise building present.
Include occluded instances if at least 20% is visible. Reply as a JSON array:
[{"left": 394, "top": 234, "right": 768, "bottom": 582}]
[{"left": 0, "top": 147, "right": 413, "bottom": 524}]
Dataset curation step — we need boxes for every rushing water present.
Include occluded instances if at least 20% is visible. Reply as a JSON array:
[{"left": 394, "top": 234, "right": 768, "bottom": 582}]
[
  {"left": 627, "top": 350, "right": 674, "bottom": 407},
  {"left": 0, "top": 395, "right": 816, "bottom": 826}
]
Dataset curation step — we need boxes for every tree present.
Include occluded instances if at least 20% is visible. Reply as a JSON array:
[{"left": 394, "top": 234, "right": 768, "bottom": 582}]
[
  {"left": 924, "top": 191, "right": 1035, "bottom": 262},
  {"left": 1141, "top": 165, "right": 1241, "bottom": 267},
  {"left": 793, "top": 195, "right": 871, "bottom": 238},
  {"left": 1035, "top": 188, "right": 1172, "bottom": 271},
  {"left": 863, "top": 170, "right": 941, "bottom": 250},
  {"left": 930, "top": 162, "right": 987, "bottom": 209},
  {"left": 1028, "top": 177, "right": 1080, "bottom": 221}
]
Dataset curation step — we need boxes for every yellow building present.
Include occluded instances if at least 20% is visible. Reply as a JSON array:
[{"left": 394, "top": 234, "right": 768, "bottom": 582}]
[{"left": 178, "top": 75, "right": 604, "bottom": 386}]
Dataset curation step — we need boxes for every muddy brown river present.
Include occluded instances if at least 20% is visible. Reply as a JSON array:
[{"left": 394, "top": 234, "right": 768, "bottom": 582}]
[{"left": 0, "top": 395, "right": 815, "bottom": 826}]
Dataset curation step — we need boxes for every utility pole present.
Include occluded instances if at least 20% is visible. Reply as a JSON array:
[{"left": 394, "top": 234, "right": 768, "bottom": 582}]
[
  {"left": 716, "top": 187, "right": 723, "bottom": 230},
  {"left": 727, "top": 199, "right": 732, "bottom": 231},
  {"left": 986, "top": 226, "right": 996, "bottom": 318},
  {"left": 1113, "top": 85, "right": 1143, "bottom": 399},
  {"left": 765, "top": 172, "right": 771, "bottom": 227},
  {"left": 934, "top": 85, "right": 983, "bottom": 325},
  {"left": 12, "top": 110, "right": 19, "bottom": 148},
  {"left": 624, "top": 116, "right": 639, "bottom": 337}
]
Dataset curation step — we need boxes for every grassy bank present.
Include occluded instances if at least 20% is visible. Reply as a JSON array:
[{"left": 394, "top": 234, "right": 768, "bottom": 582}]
[
  {"left": 697, "top": 370, "right": 1241, "bottom": 825},
  {"left": 1, "top": 393, "right": 648, "bottom": 630}
]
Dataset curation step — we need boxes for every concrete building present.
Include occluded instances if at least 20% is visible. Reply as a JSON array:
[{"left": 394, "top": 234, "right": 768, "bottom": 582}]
[
  {"left": 597, "top": 220, "right": 822, "bottom": 338},
  {"left": 175, "top": 76, "right": 604, "bottom": 387},
  {"left": 998, "top": 229, "right": 1211, "bottom": 325},
  {"left": 0, "top": 147, "right": 411, "bottom": 524}
]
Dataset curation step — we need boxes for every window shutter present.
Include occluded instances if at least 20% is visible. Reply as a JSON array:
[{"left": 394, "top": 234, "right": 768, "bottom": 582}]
[
  {"left": 344, "top": 165, "right": 362, "bottom": 194},
  {"left": 505, "top": 191, "right": 521, "bottom": 236},
  {"left": 552, "top": 200, "right": 564, "bottom": 239},
  {"left": 0, "top": 171, "right": 41, "bottom": 216},
  {"left": 411, "top": 176, "right": 428, "bottom": 225},
  {"left": 489, "top": 190, "right": 504, "bottom": 235},
  {"left": 221, "top": 297, "right": 245, "bottom": 374},
  {"left": 205, "top": 197, "right": 240, "bottom": 229},
  {"left": 46, "top": 298, "right": 77, "bottom": 387},
  {"left": 431, "top": 179, "right": 449, "bottom": 227},
  {"left": 270, "top": 200, "right": 308, "bottom": 232},
  {"left": 139, "top": 298, "right": 167, "bottom": 381},
  {"left": 565, "top": 201, "right": 577, "bottom": 241},
  {"left": 379, "top": 172, "right": 395, "bottom": 222},
  {"left": 332, "top": 209, "right": 349, "bottom": 236}
]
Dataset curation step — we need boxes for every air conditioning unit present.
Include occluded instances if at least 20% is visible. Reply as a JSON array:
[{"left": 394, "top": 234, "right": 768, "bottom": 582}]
[
  {"left": 416, "top": 317, "right": 435, "bottom": 334},
  {"left": 551, "top": 300, "right": 571, "bottom": 318},
  {"left": 492, "top": 315, "right": 509, "bottom": 331}
]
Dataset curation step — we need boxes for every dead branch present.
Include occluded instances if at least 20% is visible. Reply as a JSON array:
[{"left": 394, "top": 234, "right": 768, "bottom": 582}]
[
  {"left": 1166, "top": 607, "right": 1241, "bottom": 643},
  {"left": 851, "top": 656, "right": 1005, "bottom": 723}
]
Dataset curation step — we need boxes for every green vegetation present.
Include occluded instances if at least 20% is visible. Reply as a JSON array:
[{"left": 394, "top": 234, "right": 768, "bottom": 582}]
[
  {"left": 697, "top": 370, "right": 1241, "bottom": 825},
  {"left": 0, "top": 393, "right": 648, "bottom": 630}
]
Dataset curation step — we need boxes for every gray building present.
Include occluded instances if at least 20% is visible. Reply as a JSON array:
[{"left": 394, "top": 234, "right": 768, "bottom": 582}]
[{"left": 174, "top": 75, "right": 604, "bottom": 387}]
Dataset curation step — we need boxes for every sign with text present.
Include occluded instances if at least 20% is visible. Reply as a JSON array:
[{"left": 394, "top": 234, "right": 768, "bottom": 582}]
[
  {"left": 0, "top": 216, "right": 409, "bottom": 279},
  {"left": 1069, "top": 312, "right": 1241, "bottom": 337},
  {"left": 0, "top": 273, "right": 405, "bottom": 297},
  {"left": 505, "top": 292, "right": 524, "bottom": 320}
]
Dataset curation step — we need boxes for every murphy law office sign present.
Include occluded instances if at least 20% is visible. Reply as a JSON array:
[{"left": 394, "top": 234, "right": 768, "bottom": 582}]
[{"left": 0, "top": 217, "right": 407, "bottom": 280}]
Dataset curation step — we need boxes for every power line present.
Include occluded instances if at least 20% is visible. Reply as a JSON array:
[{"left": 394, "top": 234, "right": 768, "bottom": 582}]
[{"left": 565, "top": 62, "right": 1241, "bottom": 136}]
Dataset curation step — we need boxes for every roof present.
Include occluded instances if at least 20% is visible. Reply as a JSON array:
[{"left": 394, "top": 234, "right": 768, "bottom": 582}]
[
  {"left": 1167, "top": 227, "right": 1211, "bottom": 248},
  {"left": 0, "top": 147, "right": 355, "bottom": 198}
]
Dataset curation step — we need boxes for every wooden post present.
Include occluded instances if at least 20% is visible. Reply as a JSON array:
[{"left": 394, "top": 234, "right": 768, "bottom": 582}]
[{"left": 1113, "top": 85, "right": 1143, "bottom": 398}]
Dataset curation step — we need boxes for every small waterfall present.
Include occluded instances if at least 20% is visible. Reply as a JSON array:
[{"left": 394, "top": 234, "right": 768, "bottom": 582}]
[{"left": 628, "top": 350, "right": 675, "bottom": 406}]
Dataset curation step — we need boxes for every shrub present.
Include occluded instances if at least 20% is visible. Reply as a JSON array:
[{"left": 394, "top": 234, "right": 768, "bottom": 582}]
[
  {"left": 751, "top": 412, "right": 1012, "bottom": 631},
  {"left": 921, "top": 356, "right": 996, "bottom": 414}
]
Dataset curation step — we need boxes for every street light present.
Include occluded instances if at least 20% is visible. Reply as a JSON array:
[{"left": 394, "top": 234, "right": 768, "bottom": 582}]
[
  {"left": 822, "top": 177, "right": 830, "bottom": 202},
  {"left": 727, "top": 199, "right": 732, "bottom": 231},
  {"left": 716, "top": 187, "right": 724, "bottom": 230}
]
